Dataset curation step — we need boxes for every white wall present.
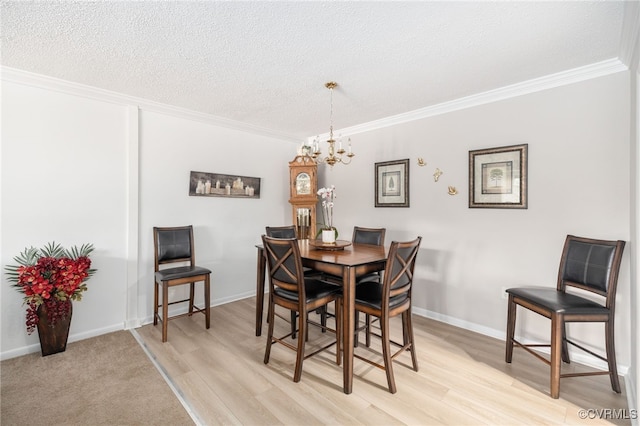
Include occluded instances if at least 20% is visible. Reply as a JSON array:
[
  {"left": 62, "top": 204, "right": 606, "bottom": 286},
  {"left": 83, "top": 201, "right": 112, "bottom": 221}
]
[
  {"left": 1, "top": 80, "right": 129, "bottom": 358},
  {"left": 0, "top": 75, "right": 294, "bottom": 358},
  {"left": 1, "top": 69, "right": 634, "bottom": 382},
  {"left": 319, "top": 71, "right": 632, "bottom": 369},
  {"left": 137, "top": 110, "right": 294, "bottom": 322}
]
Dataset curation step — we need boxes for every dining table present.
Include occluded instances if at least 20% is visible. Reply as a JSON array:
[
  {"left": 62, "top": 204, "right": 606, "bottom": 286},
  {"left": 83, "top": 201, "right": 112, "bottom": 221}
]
[{"left": 255, "top": 238, "right": 387, "bottom": 394}]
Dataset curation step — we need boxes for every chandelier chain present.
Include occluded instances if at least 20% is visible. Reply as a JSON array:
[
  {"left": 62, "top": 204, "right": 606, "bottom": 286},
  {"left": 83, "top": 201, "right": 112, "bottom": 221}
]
[{"left": 310, "top": 81, "right": 355, "bottom": 167}]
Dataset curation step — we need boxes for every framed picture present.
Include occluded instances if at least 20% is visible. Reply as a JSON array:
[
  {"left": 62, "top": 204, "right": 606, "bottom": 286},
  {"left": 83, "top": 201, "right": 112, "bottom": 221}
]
[
  {"left": 189, "top": 171, "right": 261, "bottom": 199},
  {"left": 468, "top": 144, "right": 528, "bottom": 209},
  {"left": 375, "top": 159, "right": 410, "bottom": 207}
]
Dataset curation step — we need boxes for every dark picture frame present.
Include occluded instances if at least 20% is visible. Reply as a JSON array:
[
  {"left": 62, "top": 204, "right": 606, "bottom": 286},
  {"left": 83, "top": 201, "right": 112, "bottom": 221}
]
[
  {"left": 375, "top": 159, "right": 410, "bottom": 207},
  {"left": 469, "top": 144, "right": 528, "bottom": 209},
  {"left": 189, "top": 171, "right": 261, "bottom": 199}
]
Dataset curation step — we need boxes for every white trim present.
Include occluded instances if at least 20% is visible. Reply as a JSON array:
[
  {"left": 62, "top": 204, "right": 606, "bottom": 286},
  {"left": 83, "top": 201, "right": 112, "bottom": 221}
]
[
  {"left": 126, "top": 106, "right": 140, "bottom": 333},
  {"left": 138, "top": 290, "right": 256, "bottom": 327},
  {"left": 313, "top": 58, "right": 628, "bottom": 141},
  {"left": 0, "top": 323, "right": 123, "bottom": 361},
  {"left": 1, "top": 60, "right": 627, "bottom": 147},
  {"left": 627, "top": 369, "right": 638, "bottom": 426},
  {"left": 0, "top": 66, "right": 300, "bottom": 142}
]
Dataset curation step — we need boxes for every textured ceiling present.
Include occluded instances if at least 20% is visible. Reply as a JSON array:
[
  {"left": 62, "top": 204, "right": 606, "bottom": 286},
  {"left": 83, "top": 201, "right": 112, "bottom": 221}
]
[{"left": 0, "top": 1, "right": 628, "bottom": 141}]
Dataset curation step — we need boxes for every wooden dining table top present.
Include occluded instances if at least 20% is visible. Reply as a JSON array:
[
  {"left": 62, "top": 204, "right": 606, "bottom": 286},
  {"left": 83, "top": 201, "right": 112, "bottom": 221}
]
[{"left": 297, "top": 239, "right": 388, "bottom": 265}]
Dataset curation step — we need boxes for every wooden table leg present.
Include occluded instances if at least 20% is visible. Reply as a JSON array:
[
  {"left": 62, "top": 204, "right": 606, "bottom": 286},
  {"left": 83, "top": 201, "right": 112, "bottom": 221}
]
[
  {"left": 342, "top": 266, "right": 355, "bottom": 394},
  {"left": 256, "top": 247, "right": 266, "bottom": 336}
]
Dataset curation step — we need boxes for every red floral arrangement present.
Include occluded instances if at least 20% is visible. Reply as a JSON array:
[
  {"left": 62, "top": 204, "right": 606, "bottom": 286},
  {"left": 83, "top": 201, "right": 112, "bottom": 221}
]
[{"left": 5, "top": 242, "right": 96, "bottom": 334}]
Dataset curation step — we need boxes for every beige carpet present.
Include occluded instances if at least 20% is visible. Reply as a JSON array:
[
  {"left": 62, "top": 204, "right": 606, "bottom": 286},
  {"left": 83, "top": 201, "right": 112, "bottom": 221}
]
[{"left": 1, "top": 330, "right": 194, "bottom": 426}]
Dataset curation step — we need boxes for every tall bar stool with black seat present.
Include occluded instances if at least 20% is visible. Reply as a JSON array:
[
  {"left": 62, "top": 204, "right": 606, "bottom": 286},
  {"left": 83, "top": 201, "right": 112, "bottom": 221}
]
[
  {"left": 353, "top": 236, "right": 422, "bottom": 393},
  {"left": 262, "top": 235, "right": 342, "bottom": 383},
  {"left": 352, "top": 226, "right": 386, "bottom": 346},
  {"left": 505, "top": 234, "right": 625, "bottom": 399},
  {"left": 265, "top": 225, "right": 298, "bottom": 239},
  {"left": 320, "top": 226, "right": 387, "bottom": 343},
  {"left": 353, "top": 226, "right": 386, "bottom": 247},
  {"left": 265, "top": 225, "right": 320, "bottom": 339},
  {"left": 153, "top": 225, "right": 211, "bottom": 343}
]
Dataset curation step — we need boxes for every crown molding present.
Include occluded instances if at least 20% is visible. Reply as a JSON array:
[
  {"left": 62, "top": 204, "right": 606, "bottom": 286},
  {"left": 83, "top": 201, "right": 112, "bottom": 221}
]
[
  {"left": 319, "top": 58, "right": 628, "bottom": 140},
  {"left": 0, "top": 66, "right": 301, "bottom": 143},
  {"left": 2, "top": 60, "right": 628, "bottom": 145}
]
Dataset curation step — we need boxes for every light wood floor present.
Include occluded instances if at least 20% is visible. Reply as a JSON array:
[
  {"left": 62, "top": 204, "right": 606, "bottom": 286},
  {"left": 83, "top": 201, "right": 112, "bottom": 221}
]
[{"left": 136, "top": 297, "right": 630, "bottom": 425}]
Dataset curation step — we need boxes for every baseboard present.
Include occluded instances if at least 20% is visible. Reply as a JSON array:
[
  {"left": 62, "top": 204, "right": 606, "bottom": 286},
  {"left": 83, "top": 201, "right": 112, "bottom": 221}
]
[
  {"left": 0, "top": 322, "right": 123, "bottom": 361},
  {"left": 138, "top": 290, "right": 256, "bottom": 327}
]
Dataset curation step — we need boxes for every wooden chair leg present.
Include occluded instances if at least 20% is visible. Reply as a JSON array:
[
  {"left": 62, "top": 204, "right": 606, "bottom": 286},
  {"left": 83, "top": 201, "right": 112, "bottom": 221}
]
[
  {"left": 365, "top": 314, "right": 372, "bottom": 347},
  {"left": 405, "top": 310, "right": 418, "bottom": 371},
  {"left": 264, "top": 297, "right": 276, "bottom": 364},
  {"left": 335, "top": 299, "right": 342, "bottom": 366},
  {"left": 162, "top": 283, "right": 169, "bottom": 343},
  {"left": 291, "top": 311, "right": 297, "bottom": 339},
  {"left": 561, "top": 323, "right": 570, "bottom": 363},
  {"left": 153, "top": 281, "right": 159, "bottom": 325},
  {"left": 354, "top": 311, "right": 360, "bottom": 347},
  {"left": 380, "top": 312, "right": 396, "bottom": 394},
  {"left": 306, "top": 313, "right": 310, "bottom": 342},
  {"left": 402, "top": 312, "right": 409, "bottom": 345},
  {"left": 320, "top": 306, "right": 327, "bottom": 333},
  {"left": 188, "top": 282, "right": 195, "bottom": 315},
  {"left": 204, "top": 276, "right": 211, "bottom": 329},
  {"left": 505, "top": 295, "right": 516, "bottom": 363},
  {"left": 550, "top": 314, "right": 562, "bottom": 399},
  {"left": 605, "top": 318, "right": 621, "bottom": 393},
  {"left": 293, "top": 308, "right": 306, "bottom": 383},
  {"left": 266, "top": 293, "right": 273, "bottom": 328}
]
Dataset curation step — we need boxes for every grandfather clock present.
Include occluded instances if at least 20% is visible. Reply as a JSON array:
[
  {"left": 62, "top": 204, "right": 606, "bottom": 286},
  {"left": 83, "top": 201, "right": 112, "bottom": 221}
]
[{"left": 288, "top": 155, "right": 318, "bottom": 239}]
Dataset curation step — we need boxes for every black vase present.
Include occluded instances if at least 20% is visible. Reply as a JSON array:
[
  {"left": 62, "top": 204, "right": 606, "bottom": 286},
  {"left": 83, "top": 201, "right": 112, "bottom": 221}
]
[{"left": 36, "top": 301, "right": 72, "bottom": 356}]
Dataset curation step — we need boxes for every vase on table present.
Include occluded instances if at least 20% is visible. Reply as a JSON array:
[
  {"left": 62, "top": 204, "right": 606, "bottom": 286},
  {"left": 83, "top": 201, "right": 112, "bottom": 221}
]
[
  {"left": 321, "top": 229, "right": 337, "bottom": 244},
  {"left": 36, "top": 301, "right": 72, "bottom": 356}
]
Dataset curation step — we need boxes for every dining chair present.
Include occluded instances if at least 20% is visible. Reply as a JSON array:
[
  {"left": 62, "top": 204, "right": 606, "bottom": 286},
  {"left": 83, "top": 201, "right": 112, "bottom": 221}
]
[
  {"left": 352, "top": 226, "right": 387, "bottom": 345},
  {"left": 261, "top": 235, "right": 342, "bottom": 382},
  {"left": 153, "top": 225, "right": 211, "bottom": 343},
  {"left": 265, "top": 225, "right": 323, "bottom": 339},
  {"left": 353, "top": 236, "right": 422, "bottom": 393},
  {"left": 319, "top": 226, "right": 387, "bottom": 343},
  {"left": 505, "top": 234, "right": 625, "bottom": 399},
  {"left": 265, "top": 225, "right": 297, "bottom": 239},
  {"left": 352, "top": 226, "right": 387, "bottom": 246},
  {"left": 319, "top": 226, "right": 387, "bottom": 286}
]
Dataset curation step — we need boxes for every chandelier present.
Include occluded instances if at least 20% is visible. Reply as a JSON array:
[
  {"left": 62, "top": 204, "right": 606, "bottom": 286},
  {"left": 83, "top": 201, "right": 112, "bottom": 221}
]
[{"left": 310, "top": 82, "right": 355, "bottom": 166}]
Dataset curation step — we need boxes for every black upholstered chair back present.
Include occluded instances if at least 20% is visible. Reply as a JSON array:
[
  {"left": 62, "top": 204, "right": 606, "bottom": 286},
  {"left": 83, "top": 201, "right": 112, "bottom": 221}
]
[
  {"left": 154, "top": 225, "right": 195, "bottom": 270},
  {"left": 265, "top": 225, "right": 297, "bottom": 239},
  {"left": 557, "top": 235, "right": 625, "bottom": 308},
  {"left": 353, "top": 226, "right": 386, "bottom": 246},
  {"left": 383, "top": 236, "right": 422, "bottom": 301},
  {"left": 262, "top": 235, "right": 305, "bottom": 299}
]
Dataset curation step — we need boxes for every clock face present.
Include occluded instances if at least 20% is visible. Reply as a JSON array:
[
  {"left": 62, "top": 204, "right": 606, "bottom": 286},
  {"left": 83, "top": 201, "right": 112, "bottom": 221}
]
[{"left": 295, "top": 173, "right": 311, "bottom": 195}]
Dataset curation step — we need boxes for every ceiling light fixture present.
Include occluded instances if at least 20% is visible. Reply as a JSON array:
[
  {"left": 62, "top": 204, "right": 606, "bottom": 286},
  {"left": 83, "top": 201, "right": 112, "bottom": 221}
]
[{"left": 311, "top": 82, "right": 354, "bottom": 167}]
